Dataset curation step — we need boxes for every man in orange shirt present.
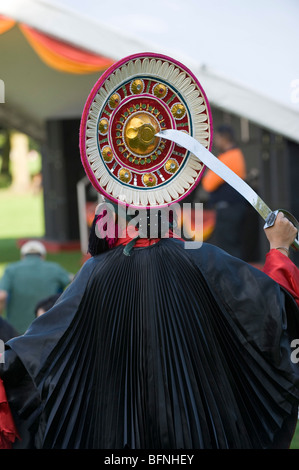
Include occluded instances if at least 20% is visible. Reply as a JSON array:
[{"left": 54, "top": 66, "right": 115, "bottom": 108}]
[{"left": 201, "top": 125, "right": 248, "bottom": 259}]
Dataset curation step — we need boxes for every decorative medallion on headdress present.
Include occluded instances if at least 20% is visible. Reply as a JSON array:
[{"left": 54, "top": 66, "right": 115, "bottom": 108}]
[{"left": 80, "top": 52, "right": 213, "bottom": 208}]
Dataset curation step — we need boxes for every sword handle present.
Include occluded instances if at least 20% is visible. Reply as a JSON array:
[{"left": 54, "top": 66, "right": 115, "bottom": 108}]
[{"left": 264, "top": 209, "right": 299, "bottom": 251}]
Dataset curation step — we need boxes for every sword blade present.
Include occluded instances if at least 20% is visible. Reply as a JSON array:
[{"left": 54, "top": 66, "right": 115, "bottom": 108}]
[{"left": 156, "top": 129, "right": 299, "bottom": 251}]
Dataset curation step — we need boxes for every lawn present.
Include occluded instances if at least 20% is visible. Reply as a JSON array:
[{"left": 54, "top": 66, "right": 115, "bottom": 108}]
[{"left": 1, "top": 187, "right": 299, "bottom": 449}]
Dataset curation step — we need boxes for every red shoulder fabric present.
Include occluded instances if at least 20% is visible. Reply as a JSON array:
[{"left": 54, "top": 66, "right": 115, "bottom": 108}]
[
  {"left": 263, "top": 249, "right": 299, "bottom": 308},
  {"left": 0, "top": 377, "right": 20, "bottom": 449}
]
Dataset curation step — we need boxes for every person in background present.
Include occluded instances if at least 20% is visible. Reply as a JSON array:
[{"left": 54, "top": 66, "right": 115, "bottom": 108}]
[
  {"left": 201, "top": 124, "right": 248, "bottom": 258},
  {"left": 0, "top": 241, "right": 72, "bottom": 334},
  {"left": 1, "top": 51, "right": 299, "bottom": 451}
]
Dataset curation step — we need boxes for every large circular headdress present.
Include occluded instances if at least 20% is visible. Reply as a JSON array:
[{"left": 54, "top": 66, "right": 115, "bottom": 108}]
[{"left": 80, "top": 52, "right": 213, "bottom": 208}]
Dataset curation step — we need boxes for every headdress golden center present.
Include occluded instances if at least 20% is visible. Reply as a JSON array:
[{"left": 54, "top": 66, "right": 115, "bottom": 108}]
[{"left": 80, "top": 52, "right": 213, "bottom": 208}]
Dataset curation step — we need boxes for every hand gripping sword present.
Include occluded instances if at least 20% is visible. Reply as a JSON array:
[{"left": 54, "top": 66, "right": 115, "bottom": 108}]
[{"left": 156, "top": 129, "right": 299, "bottom": 251}]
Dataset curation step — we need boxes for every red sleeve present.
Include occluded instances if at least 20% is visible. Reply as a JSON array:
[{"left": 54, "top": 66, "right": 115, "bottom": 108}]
[
  {"left": 263, "top": 249, "right": 299, "bottom": 308},
  {"left": 0, "top": 378, "right": 20, "bottom": 449}
]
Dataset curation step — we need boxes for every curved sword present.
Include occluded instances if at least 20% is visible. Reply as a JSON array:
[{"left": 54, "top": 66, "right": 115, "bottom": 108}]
[{"left": 156, "top": 129, "right": 299, "bottom": 251}]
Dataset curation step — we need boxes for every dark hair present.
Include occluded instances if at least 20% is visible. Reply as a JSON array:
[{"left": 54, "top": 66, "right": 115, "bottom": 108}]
[
  {"left": 216, "top": 124, "right": 235, "bottom": 143},
  {"left": 34, "top": 294, "right": 60, "bottom": 316}
]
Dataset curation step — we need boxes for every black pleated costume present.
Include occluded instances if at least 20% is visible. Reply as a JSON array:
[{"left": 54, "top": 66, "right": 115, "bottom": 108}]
[{"left": 1, "top": 239, "right": 299, "bottom": 449}]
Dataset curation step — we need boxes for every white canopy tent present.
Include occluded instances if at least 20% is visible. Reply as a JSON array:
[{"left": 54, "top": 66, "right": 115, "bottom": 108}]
[{"left": 0, "top": 0, "right": 298, "bottom": 143}]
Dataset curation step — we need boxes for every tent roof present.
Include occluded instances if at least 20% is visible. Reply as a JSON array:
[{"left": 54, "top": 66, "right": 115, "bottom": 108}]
[{"left": 0, "top": 0, "right": 298, "bottom": 142}]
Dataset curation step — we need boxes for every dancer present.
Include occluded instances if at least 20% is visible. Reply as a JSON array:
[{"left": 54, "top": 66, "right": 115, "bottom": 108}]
[{"left": 0, "top": 53, "right": 298, "bottom": 449}]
